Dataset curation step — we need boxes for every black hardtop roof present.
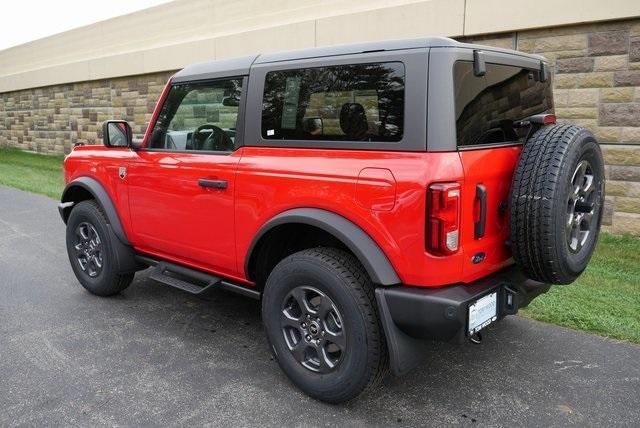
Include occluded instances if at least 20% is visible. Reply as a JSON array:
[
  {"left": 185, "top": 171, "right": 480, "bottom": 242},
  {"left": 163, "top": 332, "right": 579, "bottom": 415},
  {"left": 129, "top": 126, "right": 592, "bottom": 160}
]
[{"left": 171, "top": 37, "right": 546, "bottom": 83}]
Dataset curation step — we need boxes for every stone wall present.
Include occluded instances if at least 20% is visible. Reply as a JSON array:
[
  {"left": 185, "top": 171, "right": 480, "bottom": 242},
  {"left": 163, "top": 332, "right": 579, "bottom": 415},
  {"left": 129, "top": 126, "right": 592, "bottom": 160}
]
[
  {"left": 0, "top": 17, "right": 639, "bottom": 234},
  {"left": 460, "top": 18, "right": 640, "bottom": 235},
  {"left": 0, "top": 72, "right": 174, "bottom": 153}
]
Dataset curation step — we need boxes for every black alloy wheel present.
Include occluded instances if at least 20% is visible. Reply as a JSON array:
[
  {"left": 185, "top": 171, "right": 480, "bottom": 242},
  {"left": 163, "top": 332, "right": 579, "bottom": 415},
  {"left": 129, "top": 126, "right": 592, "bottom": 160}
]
[
  {"left": 281, "top": 286, "right": 346, "bottom": 374},
  {"left": 73, "top": 222, "right": 104, "bottom": 278},
  {"left": 566, "top": 160, "right": 596, "bottom": 253}
]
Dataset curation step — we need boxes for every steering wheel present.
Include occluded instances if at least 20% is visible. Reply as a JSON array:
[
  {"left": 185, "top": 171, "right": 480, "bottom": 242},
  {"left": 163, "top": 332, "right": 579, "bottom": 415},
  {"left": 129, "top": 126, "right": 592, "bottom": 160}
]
[{"left": 192, "top": 123, "right": 234, "bottom": 152}]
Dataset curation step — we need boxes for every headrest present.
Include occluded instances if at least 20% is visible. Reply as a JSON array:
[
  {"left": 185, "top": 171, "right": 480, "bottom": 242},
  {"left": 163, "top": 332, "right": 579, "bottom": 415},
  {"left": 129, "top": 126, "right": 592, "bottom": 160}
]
[{"left": 339, "top": 103, "right": 368, "bottom": 140}]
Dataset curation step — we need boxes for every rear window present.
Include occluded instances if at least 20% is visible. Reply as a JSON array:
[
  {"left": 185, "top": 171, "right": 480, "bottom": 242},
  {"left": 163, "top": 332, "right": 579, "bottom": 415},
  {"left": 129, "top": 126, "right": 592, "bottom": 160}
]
[
  {"left": 454, "top": 61, "right": 553, "bottom": 147},
  {"left": 261, "top": 62, "right": 405, "bottom": 142}
]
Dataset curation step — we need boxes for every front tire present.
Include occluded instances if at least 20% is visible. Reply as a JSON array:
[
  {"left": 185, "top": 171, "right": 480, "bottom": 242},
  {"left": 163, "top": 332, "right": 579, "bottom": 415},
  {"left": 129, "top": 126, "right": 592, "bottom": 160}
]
[
  {"left": 262, "top": 248, "right": 388, "bottom": 403},
  {"left": 65, "top": 200, "right": 134, "bottom": 296}
]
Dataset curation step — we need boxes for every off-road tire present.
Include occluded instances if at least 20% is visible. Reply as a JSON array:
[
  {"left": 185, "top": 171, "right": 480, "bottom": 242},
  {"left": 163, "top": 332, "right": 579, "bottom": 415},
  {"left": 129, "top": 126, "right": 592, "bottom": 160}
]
[
  {"left": 65, "top": 200, "right": 134, "bottom": 296},
  {"left": 262, "top": 247, "right": 388, "bottom": 403},
  {"left": 510, "top": 124, "right": 605, "bottom": 284}
]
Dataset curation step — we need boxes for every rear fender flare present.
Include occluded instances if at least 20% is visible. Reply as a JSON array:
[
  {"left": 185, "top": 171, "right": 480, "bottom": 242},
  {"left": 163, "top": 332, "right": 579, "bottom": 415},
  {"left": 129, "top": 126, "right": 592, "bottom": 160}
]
[{"left": 245, "top": 208, "right": 401, "bottom": 285}]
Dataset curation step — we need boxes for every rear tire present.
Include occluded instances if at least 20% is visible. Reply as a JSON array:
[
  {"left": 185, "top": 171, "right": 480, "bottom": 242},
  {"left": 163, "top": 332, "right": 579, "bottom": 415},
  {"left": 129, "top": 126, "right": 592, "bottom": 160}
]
[
  {"left": 510, "top": 124, "right": 605, "bottom": 284},
  {"left": 262, "top": 247, "right": 388, "bottom": 403},
  {"left": 65, "top": 200, "right": 134, "bottom": 296}
]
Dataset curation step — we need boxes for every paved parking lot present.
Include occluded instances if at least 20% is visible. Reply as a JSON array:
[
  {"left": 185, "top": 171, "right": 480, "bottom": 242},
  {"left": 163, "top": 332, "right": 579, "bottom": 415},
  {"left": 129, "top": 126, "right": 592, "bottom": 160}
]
[{"left": 0, "top": 185, "right": 639, "bottom": 427}]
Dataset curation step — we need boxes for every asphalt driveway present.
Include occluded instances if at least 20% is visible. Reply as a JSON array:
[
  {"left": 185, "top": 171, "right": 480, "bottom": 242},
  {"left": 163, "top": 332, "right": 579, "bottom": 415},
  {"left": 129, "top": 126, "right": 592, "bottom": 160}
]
[{"left": 0, "top": 185, "right": 638, "bottom": 427}]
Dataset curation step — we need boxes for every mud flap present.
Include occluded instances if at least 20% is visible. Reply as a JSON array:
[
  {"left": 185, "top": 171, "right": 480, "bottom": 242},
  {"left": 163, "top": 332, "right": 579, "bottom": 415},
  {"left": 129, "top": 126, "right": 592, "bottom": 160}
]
[
  {"left": 107, "top": 224, "right": 144, "bottom": 274},
  {"left": 375, "top": 288, "right": 430, "bottom": 377}
]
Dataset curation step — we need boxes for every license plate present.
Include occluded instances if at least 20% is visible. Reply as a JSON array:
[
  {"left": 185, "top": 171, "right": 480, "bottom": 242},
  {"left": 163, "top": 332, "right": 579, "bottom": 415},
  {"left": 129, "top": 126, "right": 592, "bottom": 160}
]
[{"left": 468, "top": 292, "right": 498, "bottom": 335}]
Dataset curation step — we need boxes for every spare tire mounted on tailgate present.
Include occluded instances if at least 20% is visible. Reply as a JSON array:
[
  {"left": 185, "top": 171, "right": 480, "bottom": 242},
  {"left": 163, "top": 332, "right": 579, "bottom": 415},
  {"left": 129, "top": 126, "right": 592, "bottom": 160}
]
[{"left": 510, "top": 124, "right": 605, "bottom": 284}]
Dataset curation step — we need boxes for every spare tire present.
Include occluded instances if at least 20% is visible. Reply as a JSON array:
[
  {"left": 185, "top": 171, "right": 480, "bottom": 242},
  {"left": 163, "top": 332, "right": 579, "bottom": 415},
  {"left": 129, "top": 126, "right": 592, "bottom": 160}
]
[{"left": 510, "top": 124, "right": 605, "bottom": 284}]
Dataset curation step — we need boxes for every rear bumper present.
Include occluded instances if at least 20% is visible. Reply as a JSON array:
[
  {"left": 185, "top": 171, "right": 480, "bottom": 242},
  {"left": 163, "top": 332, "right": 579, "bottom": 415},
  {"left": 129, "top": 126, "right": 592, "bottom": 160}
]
[{"left": 375, "top": 265, "right": 549, "bottom": 376}]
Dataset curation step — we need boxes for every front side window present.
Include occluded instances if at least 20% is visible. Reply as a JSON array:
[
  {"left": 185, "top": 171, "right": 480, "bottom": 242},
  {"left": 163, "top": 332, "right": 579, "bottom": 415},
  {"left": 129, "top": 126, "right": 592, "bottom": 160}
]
[
  {"left": 149, "top": 78, "right": 242, "bottom": 152},
  {"left": 454, "top": 61, "right": 553, "bottom": 147},
  {"left": 261, "top": 62, "right": 405, "bottom": 142}
]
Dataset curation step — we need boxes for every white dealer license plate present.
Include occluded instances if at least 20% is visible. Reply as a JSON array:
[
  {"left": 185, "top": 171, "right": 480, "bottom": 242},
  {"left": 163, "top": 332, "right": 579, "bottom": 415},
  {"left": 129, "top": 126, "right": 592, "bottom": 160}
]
[{"left": 468, "top": 292, "right": 498, "bottom": 335}]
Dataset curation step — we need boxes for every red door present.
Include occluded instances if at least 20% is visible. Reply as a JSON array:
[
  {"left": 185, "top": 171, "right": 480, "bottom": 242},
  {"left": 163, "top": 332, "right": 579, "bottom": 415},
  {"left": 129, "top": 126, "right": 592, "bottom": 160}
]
[
  {"left": 126, "top": 150, "right": 242, "bottom": 278},
  {"left": 126, "top": 77, "right": 245, "bottom": 279}
]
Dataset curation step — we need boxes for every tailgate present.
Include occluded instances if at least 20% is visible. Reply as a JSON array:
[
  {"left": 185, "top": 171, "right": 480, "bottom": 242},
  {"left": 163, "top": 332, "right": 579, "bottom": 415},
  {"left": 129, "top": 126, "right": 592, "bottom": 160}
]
[
  {"left": 459, "top": 146, "right": 521, "bottom": 282},
  {"left": 451, "top": 59, "right": 553, "bottom": 283}
]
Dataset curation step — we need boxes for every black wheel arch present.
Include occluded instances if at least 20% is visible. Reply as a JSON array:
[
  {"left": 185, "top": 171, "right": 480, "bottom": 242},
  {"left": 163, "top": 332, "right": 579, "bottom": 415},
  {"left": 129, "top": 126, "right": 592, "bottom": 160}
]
[
  {"left": 60, "top": 176, "right": 130, "bottom": 246},
  {"left": 245, "top": 208, "right": 401, "bottom": 286},
  {"left": 60, "top": 177, "right": 141, "bottom": 273}
]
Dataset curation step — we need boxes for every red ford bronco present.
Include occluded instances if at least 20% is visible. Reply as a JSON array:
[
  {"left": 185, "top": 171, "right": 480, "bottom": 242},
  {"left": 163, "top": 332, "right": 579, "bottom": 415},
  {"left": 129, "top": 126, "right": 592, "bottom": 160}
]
[{"left": 59, "top": 37, "right": 604, "bottom": 403}]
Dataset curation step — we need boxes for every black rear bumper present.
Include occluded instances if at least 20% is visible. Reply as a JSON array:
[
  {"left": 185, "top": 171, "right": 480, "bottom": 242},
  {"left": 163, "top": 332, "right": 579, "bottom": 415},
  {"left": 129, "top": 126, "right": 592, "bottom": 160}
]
[{"left": 375, "top": 265, "right": 549, "bottom": 376}]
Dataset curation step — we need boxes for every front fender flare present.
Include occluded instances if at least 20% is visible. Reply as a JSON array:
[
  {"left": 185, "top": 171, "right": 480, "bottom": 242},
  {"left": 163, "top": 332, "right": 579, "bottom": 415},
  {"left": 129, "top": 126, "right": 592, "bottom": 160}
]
[
  {"left": 60, "top": 176, "right": 129, "bottom": 246},
  {"left": 246, "top": 208, "right": 401, "bottom": 286}
]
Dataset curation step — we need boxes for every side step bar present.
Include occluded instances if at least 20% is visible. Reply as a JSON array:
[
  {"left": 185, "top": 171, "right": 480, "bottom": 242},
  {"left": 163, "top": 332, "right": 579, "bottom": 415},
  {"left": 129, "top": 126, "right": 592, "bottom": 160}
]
[
  {"left": 137, "top": 256, "right": 260, "bottom": 300},
  {"left": 149, "top": 262, "right": 219, "bottom": 295}
]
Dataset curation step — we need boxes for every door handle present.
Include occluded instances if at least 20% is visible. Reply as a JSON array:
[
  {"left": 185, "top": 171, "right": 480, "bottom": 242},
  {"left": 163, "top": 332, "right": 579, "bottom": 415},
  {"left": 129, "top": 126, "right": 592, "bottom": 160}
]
[
  {"left": 474, "top": 184, "right": 487, "bottom": 239},
  {"left": 198, "top": 178, "right": 227, "bottom": 189}
]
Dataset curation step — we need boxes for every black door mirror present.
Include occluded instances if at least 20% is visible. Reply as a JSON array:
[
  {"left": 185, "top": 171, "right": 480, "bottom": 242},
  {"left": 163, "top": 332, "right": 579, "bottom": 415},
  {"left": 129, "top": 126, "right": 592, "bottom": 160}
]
[
  {"left": 102, "top": 120, "right": 132, "bottom": 148},
  {"left": 303, "top": 117, "right": 323, "bottom": 136}
]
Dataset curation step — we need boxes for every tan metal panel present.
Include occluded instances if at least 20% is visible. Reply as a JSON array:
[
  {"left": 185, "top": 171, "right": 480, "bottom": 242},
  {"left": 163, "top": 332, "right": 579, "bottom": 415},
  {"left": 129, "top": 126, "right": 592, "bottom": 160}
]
[
  {"left": 316, "top": 0, "right": 465, "bottom": 46},
  {"left": 464, "top": 0, "right": 640, "bottom": 35},
  {"left": 214, "top": 21, "right": 316, "bottom": 58}
]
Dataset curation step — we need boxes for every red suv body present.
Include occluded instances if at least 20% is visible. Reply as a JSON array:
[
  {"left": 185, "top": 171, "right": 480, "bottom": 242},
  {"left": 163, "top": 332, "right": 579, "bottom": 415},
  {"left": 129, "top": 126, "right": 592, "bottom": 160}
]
[
  {"left": 59, "top": 37, "right": 604, "bottom": 402},
  {"left": 64, "top": 143, "right": 518, "bottom": 287}
]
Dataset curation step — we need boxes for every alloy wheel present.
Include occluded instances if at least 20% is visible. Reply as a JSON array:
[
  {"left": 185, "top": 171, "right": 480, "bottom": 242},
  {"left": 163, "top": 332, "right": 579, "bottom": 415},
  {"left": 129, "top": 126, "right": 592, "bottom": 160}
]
[
  {"left": 566, "top": 160, "right": 596, "bottom": 253},
  {"left": 74, "top": 222, "right": 104, "bottom": 278},
  {"left": 280, "top": 286, "right": 345, "bottom": 373}
]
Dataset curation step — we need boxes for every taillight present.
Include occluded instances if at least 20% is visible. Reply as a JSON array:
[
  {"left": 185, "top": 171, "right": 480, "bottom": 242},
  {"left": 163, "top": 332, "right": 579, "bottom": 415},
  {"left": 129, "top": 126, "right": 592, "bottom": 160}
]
[
  {"left": 541, "top": 113, "right": 556, "bottom": 125},
  {"left": 426, "top": 182, "right": 460, "bottom": 255}
]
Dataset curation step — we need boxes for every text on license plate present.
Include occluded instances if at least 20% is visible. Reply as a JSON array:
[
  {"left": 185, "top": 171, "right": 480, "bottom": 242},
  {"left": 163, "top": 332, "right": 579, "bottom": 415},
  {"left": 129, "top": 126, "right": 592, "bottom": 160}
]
[{"left": 468, "top": 292, "right": 498, "bottom": 335}]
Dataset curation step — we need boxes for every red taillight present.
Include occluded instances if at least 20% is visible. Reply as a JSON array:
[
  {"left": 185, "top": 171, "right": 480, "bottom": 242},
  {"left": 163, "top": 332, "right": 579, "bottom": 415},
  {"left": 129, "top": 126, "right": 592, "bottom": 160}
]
[
  {"left": 427, "top": 182, "right": 460, "bottom": 255},
  {"left": 542, "top": 114, "right": 556, "bottom": 125}
]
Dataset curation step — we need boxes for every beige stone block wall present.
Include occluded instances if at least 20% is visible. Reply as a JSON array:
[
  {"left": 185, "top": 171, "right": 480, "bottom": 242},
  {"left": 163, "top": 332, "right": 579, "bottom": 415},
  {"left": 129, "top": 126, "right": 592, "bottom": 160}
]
[{"left": 0, "top": 72, "right": 173, "bottom": 153}]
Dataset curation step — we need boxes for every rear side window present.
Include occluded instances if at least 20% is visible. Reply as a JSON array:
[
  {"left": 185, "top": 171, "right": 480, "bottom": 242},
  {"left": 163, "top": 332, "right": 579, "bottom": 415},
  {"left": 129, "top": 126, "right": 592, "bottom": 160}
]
[
  {"left": 454, "top": 61, "right": 553, "bottom": 147},
  {"left": 261, "top": 62, "right": 405, "bottom": 142}
]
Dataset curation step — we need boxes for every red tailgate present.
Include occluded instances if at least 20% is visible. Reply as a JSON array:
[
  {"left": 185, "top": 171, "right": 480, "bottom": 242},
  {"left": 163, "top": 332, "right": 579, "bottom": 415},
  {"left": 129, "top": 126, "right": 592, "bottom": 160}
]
[{"left": 458, "top": 146, "right": 521, "bottom": 283}]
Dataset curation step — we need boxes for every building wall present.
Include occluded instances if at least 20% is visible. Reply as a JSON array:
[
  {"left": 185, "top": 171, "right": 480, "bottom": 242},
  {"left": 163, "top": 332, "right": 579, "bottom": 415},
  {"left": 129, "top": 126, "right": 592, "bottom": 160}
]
[
  {"left": 1, "top": 0, "right": 638, "bottom": 93},
  {"left": 0, "top": 73, "right": 173, "bottom": 153}
]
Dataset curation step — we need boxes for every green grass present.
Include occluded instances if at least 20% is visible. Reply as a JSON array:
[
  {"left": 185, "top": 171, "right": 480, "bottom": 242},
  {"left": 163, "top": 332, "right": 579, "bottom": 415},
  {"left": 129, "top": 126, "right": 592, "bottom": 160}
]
[
  {"left": 0, "top": 148, "right": 65, "bottom": 199},
  {"left": 0, "top": 147, "right": 638, "bottom": 343},
  {"left": 521, "top": 233, "right": 640, "bottom": 344}
]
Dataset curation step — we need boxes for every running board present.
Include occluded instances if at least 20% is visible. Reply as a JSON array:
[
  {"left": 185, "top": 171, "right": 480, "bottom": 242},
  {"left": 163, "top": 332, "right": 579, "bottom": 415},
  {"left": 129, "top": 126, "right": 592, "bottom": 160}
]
[
  {"left": 141, "top": 257, "right": 260, "bottom": 300},
  {"left": 149, "top": 262, "right": 220, "bottom": 295}
]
